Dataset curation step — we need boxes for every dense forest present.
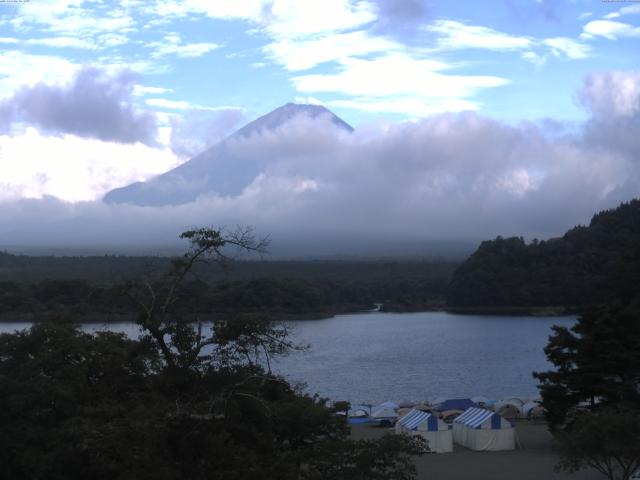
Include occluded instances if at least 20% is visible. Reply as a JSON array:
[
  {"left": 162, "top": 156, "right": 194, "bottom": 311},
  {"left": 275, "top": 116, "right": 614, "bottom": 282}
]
[
  {"left": 3, "top": 199, "right": 640, "bottom": 321},
  {"left": 0, "top": 254, "right": 455, "bottom": 320},
  {"left": 448, "top": 199, "right": 640, "bottom": 311}
]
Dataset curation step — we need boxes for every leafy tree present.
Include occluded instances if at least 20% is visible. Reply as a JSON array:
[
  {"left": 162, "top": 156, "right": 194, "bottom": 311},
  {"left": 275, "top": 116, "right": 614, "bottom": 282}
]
[
  {"left": 0, "top": 227, "right": 423, "bottom": 480},
  {"left": 534, "top": 302, "right": 640, "bottom": 430},
  {"left": 535, "top": 302, "right": 640, "bottom": 480},
  {"left": 555, "top": 406, "right": 640, "bottom": 480}
]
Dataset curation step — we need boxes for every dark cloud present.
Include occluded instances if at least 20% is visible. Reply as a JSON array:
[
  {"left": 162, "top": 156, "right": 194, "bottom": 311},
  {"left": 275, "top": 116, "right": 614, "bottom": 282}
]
[
  {"left": 370, "top": 0, "right": 429, "bottom": 35},
  {"left": 170, "top": 108, "right": 245, "bottom": 158},
  {"left": 1, "top": 72, "right": 640, "bottom": 256},
  {"left": 5, "top": 67, "right": 157, "bottom": 145}
]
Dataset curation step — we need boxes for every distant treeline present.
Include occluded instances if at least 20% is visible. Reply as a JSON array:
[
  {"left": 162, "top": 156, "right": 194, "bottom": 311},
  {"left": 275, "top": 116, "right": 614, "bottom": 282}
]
[
  {"left": 3, "top": 199, "right": 639, "bottom": 319},
  {"left": 0, "top": 257, "right": 455, "bottom": 320},
  {"left": 448, "top": 199, "right": 640, "bottom": 310}
]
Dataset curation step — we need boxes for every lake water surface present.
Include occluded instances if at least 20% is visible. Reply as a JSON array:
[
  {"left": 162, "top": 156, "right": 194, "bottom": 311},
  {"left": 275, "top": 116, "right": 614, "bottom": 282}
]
[{"left": 0, "top": 311, "right": 574, "bottom": 405}]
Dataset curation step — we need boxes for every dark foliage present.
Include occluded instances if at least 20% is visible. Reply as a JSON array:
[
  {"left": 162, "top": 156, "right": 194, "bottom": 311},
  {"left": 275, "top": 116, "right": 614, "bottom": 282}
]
[
  {"left": 0, "top": 259, "right": 455, "bottom": 320},
  {"left": 449, "top": 199, "right": 640, "bottom": 308},
  {"left": 554, "top": 406, "right": 640, "bottom": 480},
  {"left": 0, "top": 227, "right": 423, "bottom": 479},
  {"left": 534, "top": 302, "right": 640, "bottom": 430}
]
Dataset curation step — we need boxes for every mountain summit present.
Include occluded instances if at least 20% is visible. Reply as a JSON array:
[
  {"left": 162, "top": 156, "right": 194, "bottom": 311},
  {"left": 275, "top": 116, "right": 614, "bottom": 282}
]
[{"left": 104, "top": 103, "right": 352, "bottom": 206}]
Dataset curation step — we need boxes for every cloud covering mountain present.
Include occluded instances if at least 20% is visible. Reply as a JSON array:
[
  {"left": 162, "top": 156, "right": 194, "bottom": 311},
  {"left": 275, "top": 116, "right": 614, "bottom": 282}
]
[
  {"left": 0, "top": 69, "right": 639, "bottom": 256},
  {"left": 104, "top": 103, "right": 353, "bottom": 206}
]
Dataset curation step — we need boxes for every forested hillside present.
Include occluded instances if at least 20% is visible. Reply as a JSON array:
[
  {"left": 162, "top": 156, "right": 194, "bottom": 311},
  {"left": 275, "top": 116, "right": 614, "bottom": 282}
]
[
  {"left": 448, "top": 199, "right": 640, "bottom": 310},
  {"left": 0, "top": 255, "right": 455, "bottom": 320}
]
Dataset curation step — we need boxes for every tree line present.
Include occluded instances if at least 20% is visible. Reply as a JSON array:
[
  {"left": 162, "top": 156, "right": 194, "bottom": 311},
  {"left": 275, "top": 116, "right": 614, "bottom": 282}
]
[
  {"left": 0, "top": 263, "right": 454, "bottom": 320},
  {"left": 448, "top": 199, "right": 640, "bottom": 309}
]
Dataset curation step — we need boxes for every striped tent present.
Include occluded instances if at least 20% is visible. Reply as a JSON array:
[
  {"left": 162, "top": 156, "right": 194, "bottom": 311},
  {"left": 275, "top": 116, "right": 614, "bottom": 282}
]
[
  {"left": 395, "top": 409, "right": 453, "bottom": 453},
  {"left": 453, "top": 407, "right": 515, "bottom": 451}
]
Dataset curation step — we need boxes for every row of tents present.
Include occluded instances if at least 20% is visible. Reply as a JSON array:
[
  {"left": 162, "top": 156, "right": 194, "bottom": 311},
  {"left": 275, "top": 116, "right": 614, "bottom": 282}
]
[
  {"left": 394, "top": 407, "right": 516, "bottom": 453},
  {"left": 364, "top": 396, "right": 544, "bottom": 422}
]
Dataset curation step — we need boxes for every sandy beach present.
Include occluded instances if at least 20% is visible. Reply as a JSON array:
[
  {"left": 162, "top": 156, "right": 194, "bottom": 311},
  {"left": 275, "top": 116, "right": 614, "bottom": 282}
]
[{"left": 351, "top": 421, "right": 602, "bottom": 480}]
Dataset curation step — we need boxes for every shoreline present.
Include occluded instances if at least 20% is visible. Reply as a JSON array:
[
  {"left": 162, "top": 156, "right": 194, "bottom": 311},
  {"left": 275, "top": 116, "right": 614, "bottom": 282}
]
[
  {"left": 444, "top": 305, "right": 579, "bottom": 316},
  {"left": 0, "top": 305, "right": 578, "bottom": 323}
]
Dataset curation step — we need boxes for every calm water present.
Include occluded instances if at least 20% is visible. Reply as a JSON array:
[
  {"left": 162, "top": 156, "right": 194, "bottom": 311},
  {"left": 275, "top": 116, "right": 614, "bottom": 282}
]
[
  {"left": 0, "top": 312, "right": 574, "bottom": 404},
  {"left": 273, "top": 312, "right": 575, "bottom": 404}
]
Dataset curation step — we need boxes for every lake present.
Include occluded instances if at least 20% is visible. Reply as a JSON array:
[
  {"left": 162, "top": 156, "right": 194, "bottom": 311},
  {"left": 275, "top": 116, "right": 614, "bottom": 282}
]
[{"left": 0, "top": 311, "right": 574, "bottom": 405}]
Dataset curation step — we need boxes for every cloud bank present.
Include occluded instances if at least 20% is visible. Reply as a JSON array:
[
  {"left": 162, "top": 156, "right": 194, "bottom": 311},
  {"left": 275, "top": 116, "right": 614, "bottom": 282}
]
[{"left": 0, "top": 70, "right": 639, "bottom": 255}]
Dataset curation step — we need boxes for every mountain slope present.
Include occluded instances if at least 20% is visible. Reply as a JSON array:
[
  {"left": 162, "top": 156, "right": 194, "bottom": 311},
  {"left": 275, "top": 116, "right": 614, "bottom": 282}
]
[
  {"left": 447, "top": 199, "right": 640, "bottom": 309},
  {"left": 104, "top": 103, "right": 352, "bottom": 206}
]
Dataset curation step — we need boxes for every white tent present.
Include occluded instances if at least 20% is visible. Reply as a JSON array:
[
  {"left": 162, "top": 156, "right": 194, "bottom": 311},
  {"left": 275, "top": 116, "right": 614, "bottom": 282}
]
[
  {"left": 507, "top": 397, "right": 528, "bottom": 406},
  {"left": 494, "top": 400, "right": 522, "bottom": 419},
  {"left": 453, "top": 407, "right": 515, "bottom": 451},
  {"left": 371, "top": 406, "right": 398, "bottom": 420},
  {"left": 395, "top": 409, "right": 453, "bottom": 453}
]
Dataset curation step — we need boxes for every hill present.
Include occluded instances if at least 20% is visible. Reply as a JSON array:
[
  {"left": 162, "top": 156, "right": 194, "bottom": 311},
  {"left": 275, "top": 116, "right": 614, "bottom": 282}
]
[{"left": 447, "top": 199, "right": 640, "bottom": 311}]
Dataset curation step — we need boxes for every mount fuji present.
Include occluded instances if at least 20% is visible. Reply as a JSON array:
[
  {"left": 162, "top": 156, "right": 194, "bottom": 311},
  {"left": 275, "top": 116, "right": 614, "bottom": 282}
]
[{"left": 103, "top": 103, "right": 353, "bottom": 206}]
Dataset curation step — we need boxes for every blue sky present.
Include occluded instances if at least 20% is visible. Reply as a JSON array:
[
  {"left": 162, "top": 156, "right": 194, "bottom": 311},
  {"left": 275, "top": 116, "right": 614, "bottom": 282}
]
[
  {"left": 0, "top": 1, "right": 639, "bottom": 251},
  {"left": 1, "top": 0, "right": 638, "bottom": 128}
]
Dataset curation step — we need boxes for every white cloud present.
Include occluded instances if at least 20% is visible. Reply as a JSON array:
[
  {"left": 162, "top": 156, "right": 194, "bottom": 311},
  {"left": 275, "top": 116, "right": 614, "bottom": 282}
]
[
  {"left": 150, "top": 41, "right": 220, "bottom": 58},
  {"left": 0, "top": 128, "right": 181, "bottom": 202},
  {"left": 134, "top": 86, "right": 174, "bottom": 96},
  {"left": 0, "top": 38, "right": 18, "bottom": 44},
  {"left": 261, "top": 0, "right": 377, "bottom": 39},
  {"left": 155, "top": 0, "right": 383, "bottom": 73},
  {"left": 12, "top": 1, "right": 135, "bottom": 36},
  {"left": 9, "top": 0, "right": 135, "bottom": 51},
  {"left": 146, "top": 33, "right": 219, "bottom": 58},
  {"left": 294, "top": 96, "right": 324, "bottom": 105},
  {"left": 98, "top": 33, "right": 129, "bottom": 47},
  {"left": 327, "top": 97, "right": 480, "bottom": 116},
  {"left": 521, "top": 51, "right": 546, "bottom": 66},
  {"left": 426, "top": 20, "right": 533, "bottom": 50},
  {"left": 146, "top": 0, "right": 376, "bottom": 39},
  {"left": 26, "top": 36, "right": 98, "bottom": 49},
  {"left": 580, "top": 70, "right": 640, "bottom": 118},
  {"left": 423, "top": 20, "right": 590, "bottom": 63},
  {"left": 542, "top": 37, "right": 591, "bottom": 59},
  {"left": 291, "top": 54, "right": 508, "bottom": 115},
  {"left": 149, "top": 0, "right": 270, "bottom": 22},
  {"left": 264, "top": 30, "right": 401, "bottom": 71},
  {"left": 0, "top": 50, "right": 79, "bottom": 98},
  {"left": 603, "top": 4, "right": 640, "bottom": 19},
  {"left": 582, "top": 20, "right": 640, "bottom": 40},
  {"left": 145, "top": 98, "right": 222, "bottom": 110}
]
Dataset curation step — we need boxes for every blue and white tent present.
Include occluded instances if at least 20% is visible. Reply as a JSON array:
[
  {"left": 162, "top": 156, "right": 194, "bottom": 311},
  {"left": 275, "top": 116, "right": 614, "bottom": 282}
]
[
  {"left": 453, "top": 407, "right": 515, "bottom": 451},
  {"left": 395, "top": 409, "right": 453, "bottom": 453}
]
